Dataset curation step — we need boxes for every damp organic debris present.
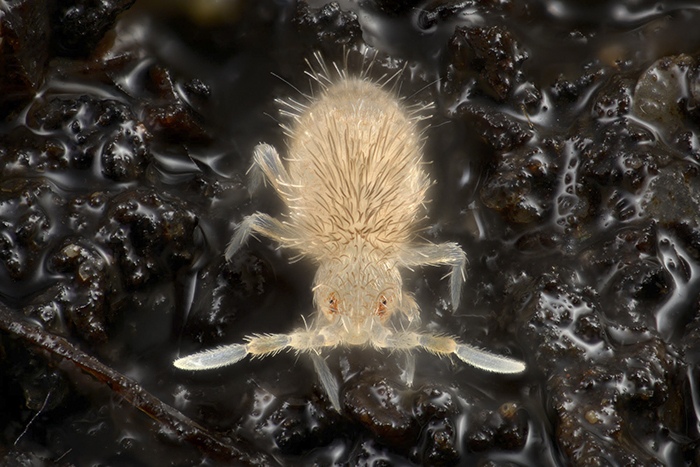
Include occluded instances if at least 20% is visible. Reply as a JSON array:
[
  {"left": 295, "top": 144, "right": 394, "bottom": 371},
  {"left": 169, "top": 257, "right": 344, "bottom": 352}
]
[{"left": 2, "top": 1, "right": 700, "bottom": 466}]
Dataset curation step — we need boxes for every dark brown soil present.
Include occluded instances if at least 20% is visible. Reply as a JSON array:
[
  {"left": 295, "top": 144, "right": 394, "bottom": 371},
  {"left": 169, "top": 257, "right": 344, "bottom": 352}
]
[{"left": 1, "top": 1, "right": 700, "bottom": 465}]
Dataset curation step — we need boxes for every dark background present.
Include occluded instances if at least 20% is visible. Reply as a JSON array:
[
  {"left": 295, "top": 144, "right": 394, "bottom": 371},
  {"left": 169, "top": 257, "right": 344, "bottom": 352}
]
[{"left": 1, "top": 0, "right": 700, "bottom": 465}]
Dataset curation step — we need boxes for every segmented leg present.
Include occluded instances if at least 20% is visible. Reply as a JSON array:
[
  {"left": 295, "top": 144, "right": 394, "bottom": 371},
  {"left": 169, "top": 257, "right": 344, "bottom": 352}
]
[
  {"left": 381, "top": 332, "right": 525, "bottom": 374},
  {"left": 310, "top": 353, "right": 340, "bottom": 411},
  {"left": 402, "top": 353, "right": 416, "bottom": 387},
  {"left": 400, "top": 293, "right": 420, "bottom": 324},
  {"left": 248, "top": 143, "right": 293, "bottom": 196},
  {"left": 224, "top": 212, "right": 298, "bottom": 260},
  {"left": 399, "top": 242, "right": 467, "bottom": 310}
]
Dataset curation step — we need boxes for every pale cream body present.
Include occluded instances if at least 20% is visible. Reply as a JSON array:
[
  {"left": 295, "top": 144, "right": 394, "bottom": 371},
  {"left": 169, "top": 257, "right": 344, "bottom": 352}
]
[
  {"left": 278, "top": 78, "right": 429, "bottom": 343},
  {"left": 174, "top": 64, "right": 525, "bottom": 410}
]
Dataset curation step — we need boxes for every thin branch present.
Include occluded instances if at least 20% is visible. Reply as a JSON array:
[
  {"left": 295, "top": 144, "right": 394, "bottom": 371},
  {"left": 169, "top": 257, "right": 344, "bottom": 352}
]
[{"left": 0, "top": 305, "right": 273, "bottom": 466}]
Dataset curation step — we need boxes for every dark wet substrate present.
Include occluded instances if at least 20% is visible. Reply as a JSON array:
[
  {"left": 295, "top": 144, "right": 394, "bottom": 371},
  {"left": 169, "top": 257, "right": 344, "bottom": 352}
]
[{"left": 2, "top": 1, "right": 700, "bottom": 465}]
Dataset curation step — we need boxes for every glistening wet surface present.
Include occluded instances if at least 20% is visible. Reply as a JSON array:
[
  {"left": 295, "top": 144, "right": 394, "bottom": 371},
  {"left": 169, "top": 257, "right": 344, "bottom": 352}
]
[{"left": 2, "top": 0, "right": 700, "bottom": 465}]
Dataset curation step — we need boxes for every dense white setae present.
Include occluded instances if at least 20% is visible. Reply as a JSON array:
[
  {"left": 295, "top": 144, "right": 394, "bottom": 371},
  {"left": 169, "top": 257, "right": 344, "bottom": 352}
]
[{"left": 174, "top": 53, "right": 525, "bottom": 410}]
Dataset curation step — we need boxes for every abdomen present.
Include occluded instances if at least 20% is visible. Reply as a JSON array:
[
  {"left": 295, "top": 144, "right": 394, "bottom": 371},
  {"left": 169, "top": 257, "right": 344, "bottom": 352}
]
[{"left": 283, "top": 78, "right": 431, "bottom": 258}]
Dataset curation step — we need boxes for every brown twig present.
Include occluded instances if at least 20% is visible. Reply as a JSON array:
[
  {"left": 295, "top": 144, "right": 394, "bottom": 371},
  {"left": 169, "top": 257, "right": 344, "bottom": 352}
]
[{"left": 0, "top": 305, "right": 273, "bottom": 466}]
